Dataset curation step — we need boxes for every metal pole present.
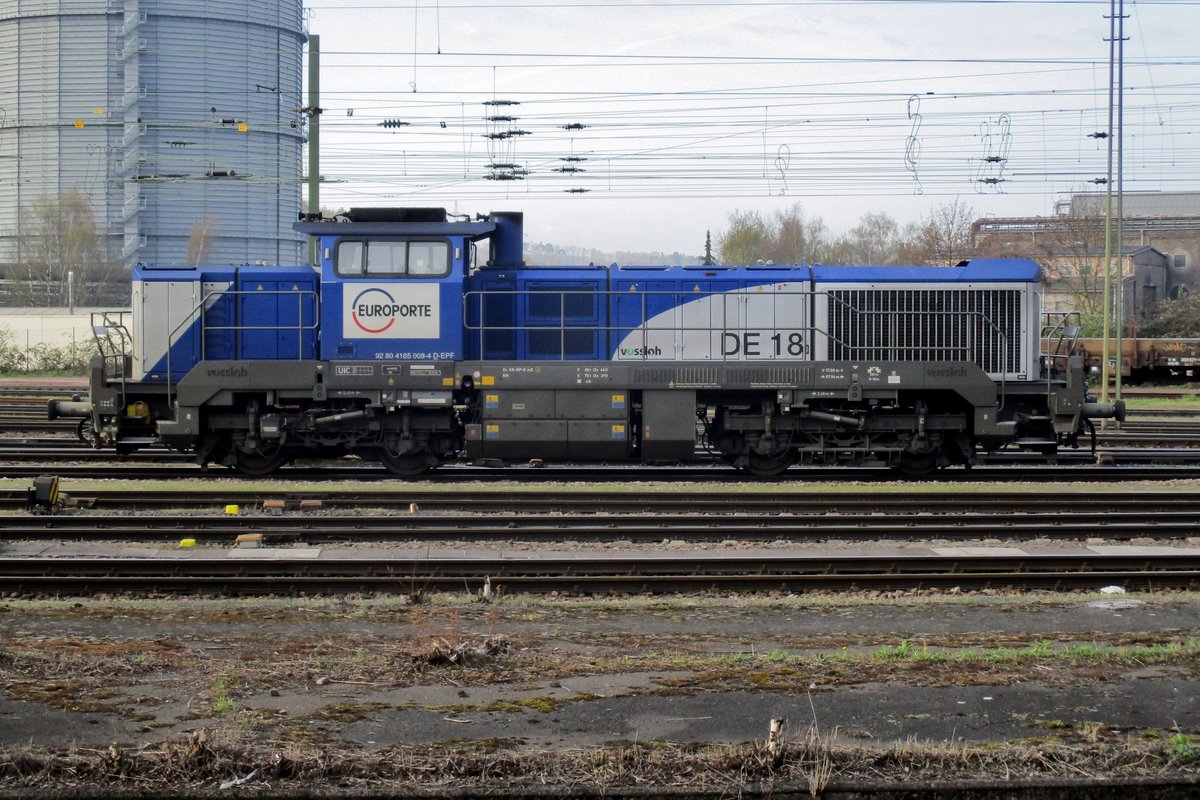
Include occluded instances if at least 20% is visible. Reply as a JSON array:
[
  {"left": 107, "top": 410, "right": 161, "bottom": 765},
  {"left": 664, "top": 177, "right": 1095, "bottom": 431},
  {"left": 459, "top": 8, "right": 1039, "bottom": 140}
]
[
  {"left": 1113, "top": 0, "right": 1126, "bottom": 409},
  {"left": 307, "top": 34, "right": 320, "bottom": 266},
  {"left": 67, "top": 270, "right": 75, "bottom": 314},
  {"left": 1100, "top": 0, "right": 1116, "bottom": 406}
]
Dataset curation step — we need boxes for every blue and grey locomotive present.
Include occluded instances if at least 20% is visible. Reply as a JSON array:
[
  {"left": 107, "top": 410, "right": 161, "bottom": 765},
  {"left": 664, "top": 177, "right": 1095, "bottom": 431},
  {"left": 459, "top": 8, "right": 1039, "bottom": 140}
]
[{"left": 51, "top": 207, "right": 1124, "bottom": 476}]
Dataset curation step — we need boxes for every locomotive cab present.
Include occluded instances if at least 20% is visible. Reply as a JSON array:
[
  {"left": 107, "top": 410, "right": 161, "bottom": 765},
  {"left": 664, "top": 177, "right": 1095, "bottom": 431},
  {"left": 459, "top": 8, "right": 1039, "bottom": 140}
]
[{"left": 302, "top": 208, "right": 479, "bottom": 363}]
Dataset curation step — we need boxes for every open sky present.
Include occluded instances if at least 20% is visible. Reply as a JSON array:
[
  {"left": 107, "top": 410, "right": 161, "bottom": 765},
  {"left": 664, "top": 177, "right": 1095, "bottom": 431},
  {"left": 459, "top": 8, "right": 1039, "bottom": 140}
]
[{"left": 302, "top": 0, "right": 1200, "bottom": 255}]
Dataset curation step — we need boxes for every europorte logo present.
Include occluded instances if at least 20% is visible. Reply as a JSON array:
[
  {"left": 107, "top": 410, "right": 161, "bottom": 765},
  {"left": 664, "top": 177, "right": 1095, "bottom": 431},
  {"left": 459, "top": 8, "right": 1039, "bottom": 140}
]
[
  {"left": 350, "top": 288, "right": 432, "bottom": 334},
  {"left": 343, "top": 283, "right": 439, "bottom": 339}
]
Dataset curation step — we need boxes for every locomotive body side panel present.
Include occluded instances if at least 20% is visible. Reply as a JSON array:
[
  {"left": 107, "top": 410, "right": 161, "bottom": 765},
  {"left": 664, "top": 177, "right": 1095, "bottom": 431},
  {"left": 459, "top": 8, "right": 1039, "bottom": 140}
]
[
  {"left": 131, "top": 269, "right": 210, "bottom": 382},
  {"left": 130, "top": 265, "right": 318, "bottom": 382},
  {"left": 610, "top": 268, "right": 813, "bottom": 362},
  {"left": 464, "top": 267, "right": 608, "bottom": 360},
  {"left": 235, "top": 267, "right": 319, "bottom": 361}
]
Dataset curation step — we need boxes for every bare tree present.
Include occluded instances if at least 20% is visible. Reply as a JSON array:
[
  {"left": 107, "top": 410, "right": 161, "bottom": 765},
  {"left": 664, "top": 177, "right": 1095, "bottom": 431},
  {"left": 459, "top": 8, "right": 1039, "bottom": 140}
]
[
  {"left": 836, "top": 212, "right": 902, "bottom": 265},
  {"left": 769, "top": 204, "right": 807, "bottom": 264},
  {"left": 903, "top": 199, "right": 976, "bottom": 265},
  {"left": 14, "top": 190, "right": 111, "bottom": 306},
  {"left": 1033, "top": 216, "right": 1107, "bottom": 320},
  {"left": 186, "top": 216, "right": 220, "bottom": 266}
]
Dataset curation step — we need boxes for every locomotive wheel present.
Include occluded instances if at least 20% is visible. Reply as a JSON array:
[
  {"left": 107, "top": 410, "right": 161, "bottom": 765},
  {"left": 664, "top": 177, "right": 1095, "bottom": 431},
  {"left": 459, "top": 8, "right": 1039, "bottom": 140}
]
[
  {"left": 743, "top": 449, "right": 793, "bottom": 477},
  {"left": 233, "top": 444, "right": 288, "bottom": 476},
  {"left": 379, "top": 449, "right": 435, "bottom": 477},
  {"left": 894, "top": 450, "right": 938, "bottom": 478},
  {"left": 76, "top": 418, "right": 97, "bottom": 446}
]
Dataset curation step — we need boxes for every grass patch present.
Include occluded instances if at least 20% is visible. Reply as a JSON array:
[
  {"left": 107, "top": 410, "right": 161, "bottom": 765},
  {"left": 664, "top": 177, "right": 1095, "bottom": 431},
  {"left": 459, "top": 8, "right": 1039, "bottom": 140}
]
[
  {"left": 308, "top": 703, "right": 393, "bottom": 723},
  {"left": 1123, "top": 396, "right": 1200, "bottom": 410},
  {"left": 1169, "top": 732, "right": 1198, "bottom": 764},
  {"left": 2, "top": 592, "right": 1199, "bottom": 629}
]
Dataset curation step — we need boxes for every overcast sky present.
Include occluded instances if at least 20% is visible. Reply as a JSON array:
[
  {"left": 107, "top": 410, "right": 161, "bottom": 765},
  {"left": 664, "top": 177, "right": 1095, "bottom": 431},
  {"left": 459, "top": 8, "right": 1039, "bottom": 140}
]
[{"left": 302, "top": 0, "right": 1200, "bottom": 255}]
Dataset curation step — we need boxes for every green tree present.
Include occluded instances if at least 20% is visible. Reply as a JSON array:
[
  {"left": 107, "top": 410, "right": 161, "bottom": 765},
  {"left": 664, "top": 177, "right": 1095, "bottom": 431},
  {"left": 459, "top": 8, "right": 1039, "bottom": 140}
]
[
  {"left": 717, "top": 210, "right": 768, "bottom": 264},
  {"left": 1138, "top": 294, "right": 1200, "bottom": 338},
  {"left": 717, "top": 203, "right": 834, "bottom": 265}
]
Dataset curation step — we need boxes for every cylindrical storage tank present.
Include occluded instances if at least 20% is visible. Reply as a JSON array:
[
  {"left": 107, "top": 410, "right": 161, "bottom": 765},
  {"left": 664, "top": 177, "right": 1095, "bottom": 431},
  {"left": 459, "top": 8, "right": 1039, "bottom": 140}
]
[
  {"left": 0, "top": 0, "right": 125, "bottom": 281},
  {"left": 123, "top": 0, "right": 306, "bottom": 267},
  {"left": 0, "top": 0, "right": 305, "bottom": 283}
]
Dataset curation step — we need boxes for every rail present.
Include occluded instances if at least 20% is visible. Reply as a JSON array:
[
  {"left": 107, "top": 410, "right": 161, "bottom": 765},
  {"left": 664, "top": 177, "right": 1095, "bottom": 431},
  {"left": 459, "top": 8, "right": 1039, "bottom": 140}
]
[{"left": 2, "top": 550, "right": 1197, "bottom": 595}]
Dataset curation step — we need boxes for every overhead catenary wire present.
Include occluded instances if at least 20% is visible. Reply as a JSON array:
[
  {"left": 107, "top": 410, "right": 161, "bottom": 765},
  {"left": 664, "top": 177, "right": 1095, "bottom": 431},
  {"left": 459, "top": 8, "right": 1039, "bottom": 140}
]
[{"left": 23, "top": 0, "right": 1189, "bottom": 226}]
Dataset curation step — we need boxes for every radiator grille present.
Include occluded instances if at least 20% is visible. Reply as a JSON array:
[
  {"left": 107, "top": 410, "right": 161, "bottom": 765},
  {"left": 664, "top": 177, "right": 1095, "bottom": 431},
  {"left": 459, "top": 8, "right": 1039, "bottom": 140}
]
[
  {"left": 727, "top": 367, "right": 812, "bottom": 386},
  {"left": 826, "top": 289, "right": 1022, "bottom": 374},
  {"left": 632, "top": 367, "right": 720, "bottom": 386}
]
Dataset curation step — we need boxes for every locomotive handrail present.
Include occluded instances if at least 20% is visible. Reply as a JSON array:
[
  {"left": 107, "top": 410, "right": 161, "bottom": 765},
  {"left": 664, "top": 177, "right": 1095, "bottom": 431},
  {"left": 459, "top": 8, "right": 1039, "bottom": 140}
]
[
  {"left": 1040, "top": 311, "right": 1081, "bottom": 366},
  {"left": 1039, "top": 311, "right": 1082, "bottom": 402},
  {"left": 463, "top": 288, "right": 1014, "bottom": 405},
  {"left": 91, "top": 311, "right": 134, "bottom": 393},
  {"left": 164, "top": 289, "right": 319, "bottom": 410}
]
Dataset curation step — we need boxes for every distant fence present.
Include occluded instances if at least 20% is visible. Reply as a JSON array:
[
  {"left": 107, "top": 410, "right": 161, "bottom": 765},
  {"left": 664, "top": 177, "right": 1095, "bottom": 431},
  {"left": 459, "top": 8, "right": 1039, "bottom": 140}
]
[{"left": 0, "top": 308, "right": 130, "bottom": 373}]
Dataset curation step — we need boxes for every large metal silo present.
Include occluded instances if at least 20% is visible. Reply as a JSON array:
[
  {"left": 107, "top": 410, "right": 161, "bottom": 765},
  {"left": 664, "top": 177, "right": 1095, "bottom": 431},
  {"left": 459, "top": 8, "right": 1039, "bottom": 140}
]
[
  {"left": 0, "top": 0, "right": 306, "bottom": 277},
  {"left": 0, "top": 0, "right": 125, "bottom": 271}
]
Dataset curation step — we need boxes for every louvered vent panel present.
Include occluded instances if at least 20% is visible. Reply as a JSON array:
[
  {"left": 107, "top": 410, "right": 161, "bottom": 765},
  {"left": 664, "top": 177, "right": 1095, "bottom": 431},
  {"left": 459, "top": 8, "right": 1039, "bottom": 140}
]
[
  {"left": 727, "top": 367, "right": 811, "bottom": 386},
  {"left": 826, "top": 289, "right": 1021, "bottom": 374},
  {"left": 633, "top": 367, "right": 720, "bottom": 385}
]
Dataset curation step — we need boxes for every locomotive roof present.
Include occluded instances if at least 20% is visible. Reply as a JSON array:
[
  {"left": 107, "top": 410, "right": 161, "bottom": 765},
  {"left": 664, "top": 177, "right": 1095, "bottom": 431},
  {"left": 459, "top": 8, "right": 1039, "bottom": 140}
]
[
  {"left": 293, "top": 220, "right": 499, "bottom": 238},
  {"left": 812, "top": 258, "right": 1040, "bottom": 283}
]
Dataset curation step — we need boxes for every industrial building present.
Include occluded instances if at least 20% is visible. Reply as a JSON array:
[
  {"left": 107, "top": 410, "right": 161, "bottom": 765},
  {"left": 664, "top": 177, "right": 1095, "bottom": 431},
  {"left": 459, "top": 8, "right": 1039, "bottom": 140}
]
[{"left": 973, "top": 191, "right": 1200, "bottom": 323}]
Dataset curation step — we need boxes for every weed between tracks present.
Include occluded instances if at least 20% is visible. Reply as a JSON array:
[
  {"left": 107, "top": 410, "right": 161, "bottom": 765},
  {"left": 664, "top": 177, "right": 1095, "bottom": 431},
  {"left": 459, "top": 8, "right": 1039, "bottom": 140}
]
[
  {"left": 1, "top": 592, "right": 1199, "bottom": 791},
  {"left": 1, "top": 725, "right": 1197, "bottom": 793}
]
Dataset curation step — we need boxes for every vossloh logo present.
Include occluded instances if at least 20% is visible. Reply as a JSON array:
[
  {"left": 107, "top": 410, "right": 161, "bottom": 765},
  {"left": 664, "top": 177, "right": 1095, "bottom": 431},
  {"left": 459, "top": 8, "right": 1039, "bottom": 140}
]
[{"left": 343, "top": 283, "right": 439, "bottom": 339}]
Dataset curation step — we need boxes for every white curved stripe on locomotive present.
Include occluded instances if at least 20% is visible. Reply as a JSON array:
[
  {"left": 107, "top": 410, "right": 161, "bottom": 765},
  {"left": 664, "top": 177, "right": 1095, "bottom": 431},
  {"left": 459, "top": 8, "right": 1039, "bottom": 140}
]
[{"left": 612, "top": 282, "right": 812, "bottom": 361}]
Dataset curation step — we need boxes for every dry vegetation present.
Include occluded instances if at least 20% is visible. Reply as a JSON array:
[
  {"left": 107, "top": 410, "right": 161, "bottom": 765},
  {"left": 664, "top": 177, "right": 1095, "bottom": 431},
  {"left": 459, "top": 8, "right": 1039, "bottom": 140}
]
[
  {"left": 1, "top": 594, "right": 1198, "bottom": 793},
  {"left": 2, "top": 725, "right": 1196, "bottom": 795}
]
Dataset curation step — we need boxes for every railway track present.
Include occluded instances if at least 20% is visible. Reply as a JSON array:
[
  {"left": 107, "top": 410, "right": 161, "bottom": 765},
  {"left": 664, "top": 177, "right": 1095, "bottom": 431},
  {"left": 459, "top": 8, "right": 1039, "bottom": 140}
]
[
  {"left": 5, "top": 460, "right": 1200, "bottom": 482},
  {"left": 1, "top": 549, "right": 1196, "bottom": 594},
  {"left": 5, "top": 486, "right": 1200, "bottom": 514},
  {"left": 4, "top": 508, "right": 1200, "bottom": 543},
  {"left": 4, "top": 436, "right": 1199, "bottom": 596}
]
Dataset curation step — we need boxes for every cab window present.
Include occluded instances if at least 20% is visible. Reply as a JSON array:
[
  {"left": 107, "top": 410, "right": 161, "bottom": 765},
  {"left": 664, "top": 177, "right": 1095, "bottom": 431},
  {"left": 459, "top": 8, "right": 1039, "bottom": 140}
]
[{"left": 335, "top": 240, "right": 449, "bottom": 277}]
